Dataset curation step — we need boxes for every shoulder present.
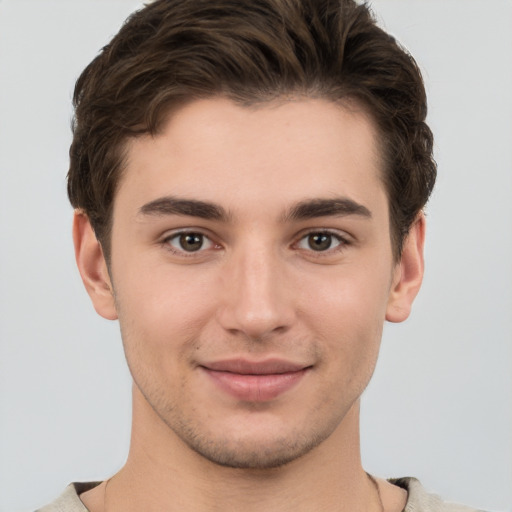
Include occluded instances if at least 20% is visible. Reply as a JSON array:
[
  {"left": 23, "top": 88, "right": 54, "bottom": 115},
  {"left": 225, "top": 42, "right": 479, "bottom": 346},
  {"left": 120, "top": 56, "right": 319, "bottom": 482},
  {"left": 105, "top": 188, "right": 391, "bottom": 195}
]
[
  {"left": 390, "top": 477, "right": 485, "bottom": 512},
  {"left": 35, "top": 482, "right": 101, "bottom": 512}
]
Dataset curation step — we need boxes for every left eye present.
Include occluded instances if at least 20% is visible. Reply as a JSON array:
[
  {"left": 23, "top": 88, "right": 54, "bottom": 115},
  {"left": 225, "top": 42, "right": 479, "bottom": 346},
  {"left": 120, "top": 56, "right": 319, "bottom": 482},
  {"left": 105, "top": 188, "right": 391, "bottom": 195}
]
[
  {"left": 166, "top": 232, "right": 215, "bottom": 253},
  {"left": 296, "top": 232, "right": 344, "bottom": 252}
]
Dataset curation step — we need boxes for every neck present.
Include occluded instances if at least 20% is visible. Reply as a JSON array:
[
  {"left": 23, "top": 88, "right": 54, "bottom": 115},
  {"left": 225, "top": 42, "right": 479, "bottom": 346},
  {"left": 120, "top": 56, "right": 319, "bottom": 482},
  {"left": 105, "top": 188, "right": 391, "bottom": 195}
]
[{"left": 102, "top": 386, "right": 380, "bottom": 512}]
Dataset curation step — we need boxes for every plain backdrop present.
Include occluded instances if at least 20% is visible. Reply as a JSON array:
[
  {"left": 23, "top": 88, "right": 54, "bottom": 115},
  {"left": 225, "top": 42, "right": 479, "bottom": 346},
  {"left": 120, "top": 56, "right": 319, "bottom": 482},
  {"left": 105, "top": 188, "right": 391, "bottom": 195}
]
[{"left": 0, "top": 1, "right": 511, "bottom": 511}]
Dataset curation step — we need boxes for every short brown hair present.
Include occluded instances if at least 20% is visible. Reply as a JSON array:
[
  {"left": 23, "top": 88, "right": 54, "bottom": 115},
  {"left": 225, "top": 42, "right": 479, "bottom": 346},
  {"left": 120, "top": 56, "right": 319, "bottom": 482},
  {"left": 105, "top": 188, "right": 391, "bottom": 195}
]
[{"left": 68, "top": 0, "right": 436, "bottom": 261}]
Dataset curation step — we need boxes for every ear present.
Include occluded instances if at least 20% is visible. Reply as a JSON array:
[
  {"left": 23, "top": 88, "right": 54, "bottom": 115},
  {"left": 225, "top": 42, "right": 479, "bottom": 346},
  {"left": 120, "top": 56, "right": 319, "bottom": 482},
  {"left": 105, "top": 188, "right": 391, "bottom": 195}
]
[
  {"left": 73, "top": 211, "right": 118, "bottom": 320},
  {"left": 386, "top": 213, "right": 426, "bottom": 323}
]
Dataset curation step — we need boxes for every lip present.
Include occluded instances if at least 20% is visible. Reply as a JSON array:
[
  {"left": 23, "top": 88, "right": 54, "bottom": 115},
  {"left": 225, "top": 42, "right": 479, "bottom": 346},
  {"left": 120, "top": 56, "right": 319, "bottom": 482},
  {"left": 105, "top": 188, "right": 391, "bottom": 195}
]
[{"left": 200, "top": 358, "right": 311, "bottom": 402}]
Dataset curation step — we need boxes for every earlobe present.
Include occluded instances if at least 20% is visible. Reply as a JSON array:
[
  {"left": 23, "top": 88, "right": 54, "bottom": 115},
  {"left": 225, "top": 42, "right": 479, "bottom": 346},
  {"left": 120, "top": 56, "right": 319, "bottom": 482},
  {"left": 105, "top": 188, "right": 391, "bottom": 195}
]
[
  {"left": 73, "top": 211, "right": 118, "bottom": 320},
  {"left": 385, "top": 213, "right": 426, "bottom": 323}
]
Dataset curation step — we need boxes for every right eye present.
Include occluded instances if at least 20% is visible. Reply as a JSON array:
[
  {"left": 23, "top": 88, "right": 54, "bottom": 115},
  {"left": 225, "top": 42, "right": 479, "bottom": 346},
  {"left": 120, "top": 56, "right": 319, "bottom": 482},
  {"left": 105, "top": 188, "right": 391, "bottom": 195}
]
[{"left": 164, "top": 232, "right": 216, "bottom": 253}]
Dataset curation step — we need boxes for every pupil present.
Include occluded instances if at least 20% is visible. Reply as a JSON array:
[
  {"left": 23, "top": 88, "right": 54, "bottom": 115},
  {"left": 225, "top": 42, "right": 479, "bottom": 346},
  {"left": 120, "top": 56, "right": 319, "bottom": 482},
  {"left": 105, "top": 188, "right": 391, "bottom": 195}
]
[
  {"left": 180, "top": 233, "right": 203, "bottom": 251},
  {"left": 309, "top": 233, "right": 331, "bottom": 251}
]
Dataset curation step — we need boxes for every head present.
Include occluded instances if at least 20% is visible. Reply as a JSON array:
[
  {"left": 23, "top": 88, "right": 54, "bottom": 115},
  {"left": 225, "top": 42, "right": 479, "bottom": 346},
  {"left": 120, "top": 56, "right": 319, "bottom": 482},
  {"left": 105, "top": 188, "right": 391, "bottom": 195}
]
[
  {"left": 68, "top": 0, "right": 436, "bottom": 264},
  {"left": 71, "top": 0, "right": 434, "bottom": 471}
]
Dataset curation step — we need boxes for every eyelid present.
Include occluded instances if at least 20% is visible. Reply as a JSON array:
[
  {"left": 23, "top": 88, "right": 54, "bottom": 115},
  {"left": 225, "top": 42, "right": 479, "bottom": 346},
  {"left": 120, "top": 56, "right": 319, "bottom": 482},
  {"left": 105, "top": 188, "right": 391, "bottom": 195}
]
[
  {"left": 159, "top": 227, "right": 352, "bottom": 258},
  {"left": 161, "top": 228, "right": 221, "bottom": 256},
  {"left": 293, "top": 228, "right": 352, "bottom": 253}
]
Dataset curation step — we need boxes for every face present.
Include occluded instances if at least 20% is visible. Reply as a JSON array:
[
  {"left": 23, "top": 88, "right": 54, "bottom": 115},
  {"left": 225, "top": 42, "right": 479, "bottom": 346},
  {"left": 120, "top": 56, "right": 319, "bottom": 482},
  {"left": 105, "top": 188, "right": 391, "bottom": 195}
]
[{"left": 79, "top": 97, "right": 422, "bottom": 469}]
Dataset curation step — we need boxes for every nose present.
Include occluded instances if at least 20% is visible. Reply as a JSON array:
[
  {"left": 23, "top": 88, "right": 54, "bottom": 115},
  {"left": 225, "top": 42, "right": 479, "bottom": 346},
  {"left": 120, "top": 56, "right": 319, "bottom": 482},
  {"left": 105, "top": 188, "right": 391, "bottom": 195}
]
[{"left": 216, "top": 243, "right": 295, "bottom": 341}]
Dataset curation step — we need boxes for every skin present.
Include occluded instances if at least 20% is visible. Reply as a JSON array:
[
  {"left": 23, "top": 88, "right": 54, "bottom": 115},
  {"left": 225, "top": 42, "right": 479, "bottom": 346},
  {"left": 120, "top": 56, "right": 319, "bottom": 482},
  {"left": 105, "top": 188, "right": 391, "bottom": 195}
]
[{"left": 75, "top": 97, "right": 424, "bottom": 512}]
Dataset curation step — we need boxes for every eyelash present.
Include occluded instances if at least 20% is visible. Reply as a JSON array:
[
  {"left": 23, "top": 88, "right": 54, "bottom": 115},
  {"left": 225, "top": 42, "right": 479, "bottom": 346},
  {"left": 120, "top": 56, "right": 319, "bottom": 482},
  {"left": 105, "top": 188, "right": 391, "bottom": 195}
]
[
  {"left": 161, "top": 230, "right": 219, "bottom": 257},
  {"left": 161, "top": 229, "right": 351, "bottom": 258},
  {"left": 294, "top": 230, "right": 350, "bottom": 256}
]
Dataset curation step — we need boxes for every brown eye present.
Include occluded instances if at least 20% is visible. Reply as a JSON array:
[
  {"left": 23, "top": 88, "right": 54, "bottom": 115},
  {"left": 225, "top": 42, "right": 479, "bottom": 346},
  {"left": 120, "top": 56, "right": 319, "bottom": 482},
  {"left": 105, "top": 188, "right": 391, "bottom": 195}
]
[
  {"left": 166, "top": 232, "right": 214, "bottom": 253},
  {"left": 296, "top": 231, "right": 346, "bottom": 253},
  {"left": 179, "top": 233, "right": 204, "bottom": 251},
  {"left": 307, "top": 233, "right": 333, "bottom": 251}
]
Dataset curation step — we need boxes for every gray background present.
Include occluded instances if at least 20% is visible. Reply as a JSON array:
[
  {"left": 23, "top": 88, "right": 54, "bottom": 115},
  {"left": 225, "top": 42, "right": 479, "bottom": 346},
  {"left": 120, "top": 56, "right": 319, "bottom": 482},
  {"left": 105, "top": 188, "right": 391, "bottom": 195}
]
[{"left": 0, "top": 1, "right": 511, "bottom": 511}]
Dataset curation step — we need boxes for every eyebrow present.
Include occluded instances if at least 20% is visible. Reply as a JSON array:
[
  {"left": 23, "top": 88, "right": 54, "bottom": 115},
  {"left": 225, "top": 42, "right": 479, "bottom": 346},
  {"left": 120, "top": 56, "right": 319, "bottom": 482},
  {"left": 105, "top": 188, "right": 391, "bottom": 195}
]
[
  {"left": 283, "top": 197, "right": 372, "bottom": 221},
  {"left": 138, "top": 196, "right": 230, "bottom": 222},
  {"left": 138, "top": 196, "right": 371, "bottom": 223}
]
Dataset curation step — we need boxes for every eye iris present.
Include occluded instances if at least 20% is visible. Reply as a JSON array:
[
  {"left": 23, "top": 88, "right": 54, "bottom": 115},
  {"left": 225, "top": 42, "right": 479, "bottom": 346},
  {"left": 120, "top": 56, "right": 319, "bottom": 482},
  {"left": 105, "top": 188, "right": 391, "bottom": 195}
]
[
  {"left": 179, "top": 233, "right": 203, "bottom": 252},
  {"left": 308, "top": 233, "right": 331, "bottom": 251}
]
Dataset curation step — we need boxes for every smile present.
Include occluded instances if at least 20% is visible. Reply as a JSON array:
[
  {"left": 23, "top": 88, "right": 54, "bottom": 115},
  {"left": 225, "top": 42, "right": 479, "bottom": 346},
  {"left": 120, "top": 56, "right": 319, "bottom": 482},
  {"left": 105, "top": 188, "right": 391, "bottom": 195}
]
[{"left": 200, "top": 359, "right": 311, "bottom": 402}]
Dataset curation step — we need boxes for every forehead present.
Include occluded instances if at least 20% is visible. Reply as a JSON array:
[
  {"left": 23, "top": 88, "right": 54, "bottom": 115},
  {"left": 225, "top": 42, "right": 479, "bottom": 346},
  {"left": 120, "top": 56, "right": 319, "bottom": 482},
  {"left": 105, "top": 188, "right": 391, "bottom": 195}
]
[{"left": 117, "top": 97, "right": 386, "bottom": 218}]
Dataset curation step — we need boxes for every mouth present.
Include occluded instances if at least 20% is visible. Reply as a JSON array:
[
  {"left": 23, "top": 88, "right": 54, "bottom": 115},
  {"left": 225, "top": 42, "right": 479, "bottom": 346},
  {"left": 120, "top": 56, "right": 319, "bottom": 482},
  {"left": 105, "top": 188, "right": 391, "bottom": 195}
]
[{"left": 199, "top": 358, "right": 312, "bottom": 402}]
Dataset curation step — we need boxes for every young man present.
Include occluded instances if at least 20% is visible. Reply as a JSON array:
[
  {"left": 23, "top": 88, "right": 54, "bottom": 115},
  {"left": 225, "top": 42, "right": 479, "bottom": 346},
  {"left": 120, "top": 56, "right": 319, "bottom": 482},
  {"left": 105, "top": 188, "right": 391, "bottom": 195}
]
[{"left": 38, "top": 1, "right": 481, "bottom": 511}]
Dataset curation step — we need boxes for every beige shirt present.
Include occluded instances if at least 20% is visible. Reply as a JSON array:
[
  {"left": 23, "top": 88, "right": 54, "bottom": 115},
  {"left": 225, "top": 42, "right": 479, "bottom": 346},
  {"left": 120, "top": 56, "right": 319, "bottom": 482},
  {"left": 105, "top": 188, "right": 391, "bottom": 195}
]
[{"left": 36, "top": 477, "right": 483, "bottom": 512}]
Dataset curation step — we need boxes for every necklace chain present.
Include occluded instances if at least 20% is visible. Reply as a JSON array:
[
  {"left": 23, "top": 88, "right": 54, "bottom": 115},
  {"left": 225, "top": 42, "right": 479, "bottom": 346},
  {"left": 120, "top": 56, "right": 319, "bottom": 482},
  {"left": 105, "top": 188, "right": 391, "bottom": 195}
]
[
  {"left": 367, "top": 472, "right": 385, "bottom": 512},
  {"left": 103, "top": 477, "right": 111, "bottom": 512}
]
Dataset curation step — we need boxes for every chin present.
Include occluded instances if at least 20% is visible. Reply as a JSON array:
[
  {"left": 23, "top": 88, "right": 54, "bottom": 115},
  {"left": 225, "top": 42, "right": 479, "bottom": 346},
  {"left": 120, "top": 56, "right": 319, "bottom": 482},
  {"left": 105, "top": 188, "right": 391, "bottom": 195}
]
[
  {"left": 170, "top": 417, "right": 337, "bottom": 470},
  {"left": 186, "top": 436, "right": 323, "bottom": 470}
]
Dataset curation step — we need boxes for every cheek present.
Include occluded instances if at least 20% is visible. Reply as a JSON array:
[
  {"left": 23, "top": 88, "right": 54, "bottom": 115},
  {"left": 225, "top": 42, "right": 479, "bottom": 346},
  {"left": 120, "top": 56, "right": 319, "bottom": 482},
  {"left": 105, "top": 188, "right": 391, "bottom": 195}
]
[
  {"left": 300, "top": 262, "right": 392, "bottom": 330},
  {"left": 115, "top": 259, "right": 216, "bottom": 334},
  {"left": 297, "top": 262, "right": 391, "bottom": 370}
]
